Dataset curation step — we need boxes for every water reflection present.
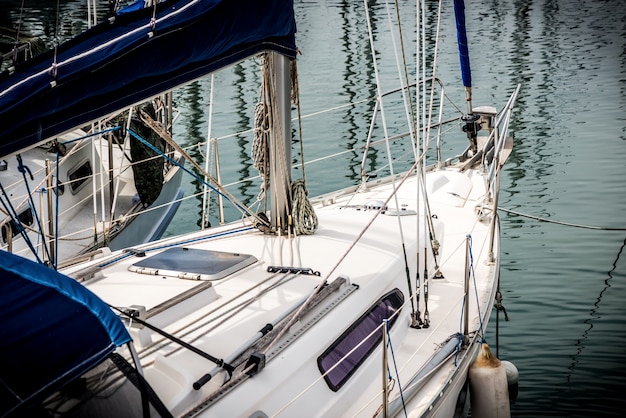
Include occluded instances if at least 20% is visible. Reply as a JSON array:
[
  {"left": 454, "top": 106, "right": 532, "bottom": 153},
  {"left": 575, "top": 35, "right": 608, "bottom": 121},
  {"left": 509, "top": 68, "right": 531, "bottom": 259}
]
[
  {"left": 503, "top": 0, "right": 557, "bottom": 216},
  {"left": 0, "top": 0, "right": 112, "bottom": 49},
  {"left": 568, "top": 236, "right": 626, "bottom": 377},
  {"left": 338, "top": 1, "right": 377, "bottom": 181},
  {"left": 174, "top": 59, "right": 267, "bottom": 227},
  {"left": 231, "top": 62, "right": 258, "bottom": 209},
  {"left": 176, "top": 80, "right": 207, "bottom": 228}
]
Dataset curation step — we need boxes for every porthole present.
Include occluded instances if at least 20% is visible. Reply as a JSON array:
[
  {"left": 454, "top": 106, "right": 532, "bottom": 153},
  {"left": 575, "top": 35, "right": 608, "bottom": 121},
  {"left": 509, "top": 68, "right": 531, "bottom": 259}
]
[
  {"left": 1, "top": 207, "right": 35, "bottom": 243},
  {"left": 68, "top": 160, "right": 92, "bottom": 194}
]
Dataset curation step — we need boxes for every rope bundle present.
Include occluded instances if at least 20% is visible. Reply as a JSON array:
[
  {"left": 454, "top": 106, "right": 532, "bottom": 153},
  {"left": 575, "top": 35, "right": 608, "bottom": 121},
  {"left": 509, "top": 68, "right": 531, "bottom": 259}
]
[
  {"left": 291, "top": 179, "right": 317, "bottom": 235},
  {"left": 252, "top": 101, "right": 270, "bottom": 196},
  {"left": 251, "top": 53, "right": 317, "bottom": 235}
]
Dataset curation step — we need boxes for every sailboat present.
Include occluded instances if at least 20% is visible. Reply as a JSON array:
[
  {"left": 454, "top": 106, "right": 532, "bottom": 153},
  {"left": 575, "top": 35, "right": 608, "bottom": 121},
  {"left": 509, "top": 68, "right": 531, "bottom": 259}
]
[
  {"left": 0, "top": 0, "right": 520, "bottom": 417},
  {"left": 0, "top": 104, "right": 185, "bottom": 267},
  {"left": 0, "top": 3, "right": 185, "bottom": 266}
]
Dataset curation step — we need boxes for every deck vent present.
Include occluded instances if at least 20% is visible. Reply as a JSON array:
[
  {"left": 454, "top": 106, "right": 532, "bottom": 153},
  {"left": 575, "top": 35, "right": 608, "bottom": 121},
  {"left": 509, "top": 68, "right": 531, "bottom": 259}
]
[{"left": 364, "top": 200, "right": 387, "bottom": 211}]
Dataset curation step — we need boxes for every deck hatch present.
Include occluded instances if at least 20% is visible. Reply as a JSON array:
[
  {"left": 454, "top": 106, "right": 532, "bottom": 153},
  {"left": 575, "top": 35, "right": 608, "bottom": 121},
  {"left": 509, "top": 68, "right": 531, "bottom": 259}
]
[{"left": 128, "top": 247, "right": 257, "bottom": 280}]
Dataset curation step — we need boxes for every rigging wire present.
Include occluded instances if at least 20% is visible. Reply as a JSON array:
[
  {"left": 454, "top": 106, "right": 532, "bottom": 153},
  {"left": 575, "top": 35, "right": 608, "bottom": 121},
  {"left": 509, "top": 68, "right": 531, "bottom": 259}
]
[
  {"left": 366, "top": 0, "right": 418, "bottom": 321},
  {"left": 12, "top": 0, "right": 26, "bottom": 65},
  {"left": 201, "top": 74, "right": 216, "bottom": 229},
  {"left": 51, "top": 0, "right": 60, "bottom": 79},
  {"left": 291, "top": 58, "right": 308, "bottom": 188},
  {"left": 467, "top": 235, "right": 486, "bottom": 340},
  {"left": 0, "top": 183, "right": 43, "bottom": 264},
  {"left": 55, "top": 154, "right": 59, "bottom": 268},
  {"left": 15, "top": 155, "right": 53, "bottom": 265},
  {"left": 385, "top": 319, "right": 408, "bottom": 417}
]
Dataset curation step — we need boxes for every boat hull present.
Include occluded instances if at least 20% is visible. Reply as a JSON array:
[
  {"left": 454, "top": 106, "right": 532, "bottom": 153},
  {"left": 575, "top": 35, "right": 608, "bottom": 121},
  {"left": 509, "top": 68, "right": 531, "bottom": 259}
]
[{"left": 0, "top": 135, "right": 185, "bottom": 265}]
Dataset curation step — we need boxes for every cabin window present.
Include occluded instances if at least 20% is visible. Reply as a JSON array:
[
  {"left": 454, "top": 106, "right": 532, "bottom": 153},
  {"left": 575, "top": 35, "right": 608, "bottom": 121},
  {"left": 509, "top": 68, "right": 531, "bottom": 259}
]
[
  {"left": 1, "top": 207, "right": 34, "bottom": 243},
  {"left": 317, "top": 288, "right": 404, "bottom": 391},
  {"left": 53, "top": 176, "right": 65, "bottom": 196},
  {"left": 68, "top": 160, "right": 92, "bottom": 194}
]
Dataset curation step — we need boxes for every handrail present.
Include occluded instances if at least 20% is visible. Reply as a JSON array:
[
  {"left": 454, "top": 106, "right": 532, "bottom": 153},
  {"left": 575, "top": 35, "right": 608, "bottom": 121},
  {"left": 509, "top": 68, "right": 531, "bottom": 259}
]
[
  {"left": 486, "top": 84, "right": 521, "bottom": 186},
  {"left": 487, "top": 84, "right": 521, "bottom": 262}
]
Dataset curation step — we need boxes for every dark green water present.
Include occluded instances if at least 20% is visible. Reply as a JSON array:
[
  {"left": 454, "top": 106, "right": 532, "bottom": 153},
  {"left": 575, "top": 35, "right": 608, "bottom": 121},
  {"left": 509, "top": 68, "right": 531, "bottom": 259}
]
[{"left": 2, "top": 1, "right": 625, "bottom": 416}]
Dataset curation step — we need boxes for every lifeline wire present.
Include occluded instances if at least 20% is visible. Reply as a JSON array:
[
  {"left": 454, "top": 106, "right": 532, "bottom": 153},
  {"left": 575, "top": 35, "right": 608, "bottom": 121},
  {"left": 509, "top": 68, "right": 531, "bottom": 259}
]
[{"left": 126, "top": 129, "right": 251, "bottom": 218}]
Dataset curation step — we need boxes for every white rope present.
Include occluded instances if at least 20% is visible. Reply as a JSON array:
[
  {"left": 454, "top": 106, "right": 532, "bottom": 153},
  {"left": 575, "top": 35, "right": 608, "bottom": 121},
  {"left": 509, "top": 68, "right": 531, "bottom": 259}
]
[
  {"left": 291, "top": 179, "right": 317, "bottom": 235},
  {"left": 252, "top": 101, "right": 270, "bottom": 197}
]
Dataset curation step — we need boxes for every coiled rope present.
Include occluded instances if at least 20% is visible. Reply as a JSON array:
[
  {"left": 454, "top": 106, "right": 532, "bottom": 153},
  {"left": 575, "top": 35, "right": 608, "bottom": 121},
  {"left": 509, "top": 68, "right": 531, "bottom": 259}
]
[
  {"left": 291, "top": 179, "right": 317, "bottom": 235},
  {"left": 252, "top": 53, "right": 317, "bottom": 235}
]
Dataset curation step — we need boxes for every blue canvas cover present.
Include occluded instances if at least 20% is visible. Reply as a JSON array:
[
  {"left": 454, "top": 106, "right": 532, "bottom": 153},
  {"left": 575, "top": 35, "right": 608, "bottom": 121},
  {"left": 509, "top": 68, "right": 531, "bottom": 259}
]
[
  {"left": 453, "top": 0, "right": 472, "bottom": 88},
  {"left": 0, "top": 0, "right": 297, "bottom": 157},
  {"left": 0, "top": 251, "right": 131, "bottom": 415}
]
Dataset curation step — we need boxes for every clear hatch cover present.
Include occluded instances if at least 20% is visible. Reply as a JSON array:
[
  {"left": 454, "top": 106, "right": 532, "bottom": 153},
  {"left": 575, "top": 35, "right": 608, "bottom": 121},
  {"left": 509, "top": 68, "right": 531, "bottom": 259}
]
[{"left": 128, "top": 247, "right": 257, "bottom": 280}]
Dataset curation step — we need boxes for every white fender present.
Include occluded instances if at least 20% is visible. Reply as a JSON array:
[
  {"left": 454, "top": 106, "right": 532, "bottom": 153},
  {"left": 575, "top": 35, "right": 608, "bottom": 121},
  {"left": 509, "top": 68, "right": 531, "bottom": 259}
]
[
  {"left": 469, "top": 343, "right": 511, "bottom": 418},
  {"left": 501, "top": 359, "right": 519, "bottom": 401}
]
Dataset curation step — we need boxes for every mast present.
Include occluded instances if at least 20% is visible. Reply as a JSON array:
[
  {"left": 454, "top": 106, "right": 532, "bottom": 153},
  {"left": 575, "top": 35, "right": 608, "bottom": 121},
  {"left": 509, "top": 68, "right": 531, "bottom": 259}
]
[
  {"left": 268, "top": 51, "right": 292, "bottom": 232},
  {"left": 453, "top": 0, "right": 481, "bottom": 153}
]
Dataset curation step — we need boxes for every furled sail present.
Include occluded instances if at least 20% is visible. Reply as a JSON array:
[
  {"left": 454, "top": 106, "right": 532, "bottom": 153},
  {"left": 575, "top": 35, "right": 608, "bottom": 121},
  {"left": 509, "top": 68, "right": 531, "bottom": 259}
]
[
  {"left": 0, "top": 0, "right": 297, "bottom": 157},
  {"left": 453, "top": 0, "right": 471, "bottom": 88},
  {"left": 453, "top": 0, "right": 481, "bottom": 151}
]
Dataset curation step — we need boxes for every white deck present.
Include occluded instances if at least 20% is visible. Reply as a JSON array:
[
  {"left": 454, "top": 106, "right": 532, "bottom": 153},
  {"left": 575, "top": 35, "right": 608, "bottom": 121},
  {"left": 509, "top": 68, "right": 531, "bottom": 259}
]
[{"left": 66, "top": 160, "right": 499, "bottom": 417}]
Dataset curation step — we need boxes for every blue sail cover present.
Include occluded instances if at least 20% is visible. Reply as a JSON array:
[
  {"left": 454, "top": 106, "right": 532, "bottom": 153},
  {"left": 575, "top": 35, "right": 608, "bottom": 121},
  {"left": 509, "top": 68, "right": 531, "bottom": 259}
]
[
  {"left": 0, "top": 251, "right": 131, "bottom": 415},
  {"left": 453, "top": 0, "right": 471, "bottom": 88},
  {"left": 0, "top": 0, "right": 297, "bottom": 157}
]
